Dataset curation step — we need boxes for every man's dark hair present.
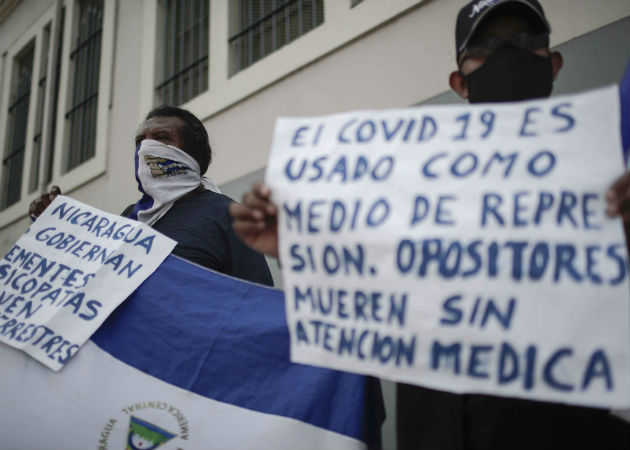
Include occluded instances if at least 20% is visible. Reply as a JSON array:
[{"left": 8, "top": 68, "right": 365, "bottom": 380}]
[{"left": 145, "top": 105, "right": 212, "bottom": 173}]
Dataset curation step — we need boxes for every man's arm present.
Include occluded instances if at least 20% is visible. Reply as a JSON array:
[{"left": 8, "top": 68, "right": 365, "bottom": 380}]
[{"left": 230, "top": 175, "right": 630, "bottom": 260}]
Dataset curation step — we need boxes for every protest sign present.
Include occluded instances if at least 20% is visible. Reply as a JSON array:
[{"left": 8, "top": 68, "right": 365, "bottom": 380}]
[
  {"left": 265, "top": 86, "right": 630, "bottom": 408},
  {"left": 0, "top": 196, "right": 175, "bottom": 370}
]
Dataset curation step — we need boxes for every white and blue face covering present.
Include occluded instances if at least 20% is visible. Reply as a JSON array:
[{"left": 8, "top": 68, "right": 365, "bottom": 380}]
[{"left": 129, "top": 139, "right": 220, "bottom": 226}]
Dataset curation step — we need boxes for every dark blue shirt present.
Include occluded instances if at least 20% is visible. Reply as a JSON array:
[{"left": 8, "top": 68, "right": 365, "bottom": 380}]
[{"left": 126, "top": 190, "right": 273, "bottom": 286}]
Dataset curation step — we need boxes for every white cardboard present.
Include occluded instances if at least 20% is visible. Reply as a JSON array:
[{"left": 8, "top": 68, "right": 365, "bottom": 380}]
[
  {"left": 0, "top": 196, "right": 176, "bottom": 370},
  {"left": 266, "top": 86, "right": 630, "bottom": 408}
]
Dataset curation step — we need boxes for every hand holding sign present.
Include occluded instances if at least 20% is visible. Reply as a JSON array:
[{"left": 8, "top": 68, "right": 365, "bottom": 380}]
[
  {"left": 606, "top": 171, "right": 630, "bottom": 256},
  {"left": 1, "top": 196, "right": 175, "bottom": 370},
  {"left": 264, "top": 86, "right": 630, "bottom": 409},
  {"left": 234, "top": 159, "right": 630, "bottom": 262},
  {"left": 230, "top": 182, "right": 280, "bottom": 258},
  {"left": 29, "top": 186, "right": 62, "bottom": 222}
]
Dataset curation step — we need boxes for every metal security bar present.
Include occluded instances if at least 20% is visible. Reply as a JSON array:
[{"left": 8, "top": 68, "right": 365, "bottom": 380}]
[
  {"left": 229, "top": 0, "right": 324, "bottom": 75},
  {"left": 1, "top": 48, "right": 34, "bottom": 210},
  {"left": 46, "top": 8, "right": 65, "bottom": 184},
  {"left": 156, "top": 0, "right": 209, "bottom": 106},
  {"left": 65, "top": 0, "right": 103, "bottom": 172}
]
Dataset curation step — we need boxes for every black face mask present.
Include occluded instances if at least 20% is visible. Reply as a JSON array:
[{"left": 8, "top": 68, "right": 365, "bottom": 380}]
[{"left": 463, "top": 44, "right": 553, "bottom": 103}]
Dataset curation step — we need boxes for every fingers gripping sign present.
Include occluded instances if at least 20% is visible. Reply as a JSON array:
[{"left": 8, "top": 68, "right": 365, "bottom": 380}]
[
  {"left": 229, "top": 182, "right": 280, "bottom": 258},
  {"left": 606, "top": 171, "right": 630, "bottom": 222},
  {"left": 29, "top": 186, "right": 62, "bottom": 223},
  {"left": 606, "top": 171, "right": 630, "bottom": 255}
]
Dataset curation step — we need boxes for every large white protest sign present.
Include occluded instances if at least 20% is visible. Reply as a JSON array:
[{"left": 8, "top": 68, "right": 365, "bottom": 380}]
[
  {"left": 266, "top": 86, "right": 630, "bottom": 408},
  {"left": 0, "top": 196, "right": 175, "bottom": 370}
]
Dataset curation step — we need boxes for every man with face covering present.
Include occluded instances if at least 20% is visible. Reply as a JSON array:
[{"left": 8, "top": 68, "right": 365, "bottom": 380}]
[
  {"left": 30, "top": 106, "right": 273, "bottom": 287},
  {"left": 449, "top": 0, "right": 561, "bottom": 104},
  {"left": 395, "top": 1, "right": 630, "bottom": 449},
  {"left": 230, "top": 0, "right": 630, "bottom": 448}
]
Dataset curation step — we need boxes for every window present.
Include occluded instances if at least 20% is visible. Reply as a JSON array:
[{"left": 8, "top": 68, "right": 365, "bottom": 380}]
[
  {"left": 2, "top": 45, "right": 34, "bottom": 210},
  {"left": 65, "top": 0, "right": 103, "bottom": 172},
  {"left": 46, "top": 9, "right": 66, "bottom": 186},
  {"left": 156, "top": 0, "right": 209, "bottom": 106},
  {"left": 229, "top": 0, "right": 324, "bottom": 76},
  {"left": 0, "top": 0, "right": 114, "bottom": 226},
  {"left": 29, "top": 25, "right": 52, "bottom": 194}
]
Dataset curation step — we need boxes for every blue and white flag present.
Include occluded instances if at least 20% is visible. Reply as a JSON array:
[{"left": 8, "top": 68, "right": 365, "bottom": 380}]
[{"left": 0, "top": 254, "right": 383, "bottom": 450}]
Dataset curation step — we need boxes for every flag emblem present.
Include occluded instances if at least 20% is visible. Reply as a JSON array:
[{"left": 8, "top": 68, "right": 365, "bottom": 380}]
[
  {"left": 144, "top": 155, "right": 191, "bottom": 178},
  {"left": 126, "top": 415, "right": 176, "bottom": 450}
]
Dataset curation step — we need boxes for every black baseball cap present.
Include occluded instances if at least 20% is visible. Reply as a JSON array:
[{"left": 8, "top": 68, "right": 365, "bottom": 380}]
[{"left": 456, "top": 0, "right": 550, "bottom": 59}]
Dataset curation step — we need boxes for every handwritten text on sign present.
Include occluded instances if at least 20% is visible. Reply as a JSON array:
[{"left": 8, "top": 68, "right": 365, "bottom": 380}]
[
  {"left": 0, "top": 197, "right": 176, "bottom": 370},
  {"left": 266, "top": 86, "right": 630, "bottom": 408}
]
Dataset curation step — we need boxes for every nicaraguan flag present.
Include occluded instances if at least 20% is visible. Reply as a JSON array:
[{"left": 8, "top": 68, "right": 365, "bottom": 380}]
[{"left": 0, "top": 255, "right": 383, "bottom": 450}]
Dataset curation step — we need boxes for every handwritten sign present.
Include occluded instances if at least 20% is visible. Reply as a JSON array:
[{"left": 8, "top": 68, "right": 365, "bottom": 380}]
[
  {"left": 265, "top": 86, "right": 630, "bottom": 408},
  {"left": 0, "top": 196, "right": 176, "bottom": 370}
]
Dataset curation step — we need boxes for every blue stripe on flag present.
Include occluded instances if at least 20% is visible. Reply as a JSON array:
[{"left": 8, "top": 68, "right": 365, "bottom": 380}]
[{"left": 91, "top": 255, "right": 382, "bottom": 443}]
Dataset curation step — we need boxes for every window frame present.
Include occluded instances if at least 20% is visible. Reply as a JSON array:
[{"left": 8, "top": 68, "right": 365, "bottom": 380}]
[
  {"left": 155, "top": 0, "right": 210, "bottom": 106},
  {"left": 2, "top": 42, "right": 36, "bottom": 210},
  {"left": 227, "top": 0, "right": 325, "bottom": 76},
  {"left": 139, "top": 0, "right": 426, "bottom": 124},
  {"left": 0, "top": 0, "right": 116, "bottom": 228},
  {"left": 0, "top": 8, "right": 52, "bottom": 224},
  {"left": 51, "top": 0, "right": 115, "bottom": 195},
  {"left": 64, "top": 0, "right": 105, "bottom": 173}
]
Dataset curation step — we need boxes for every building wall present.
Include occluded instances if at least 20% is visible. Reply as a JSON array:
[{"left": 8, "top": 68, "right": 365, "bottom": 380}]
[
  {"left": 2, "top": 0, "right": 628, "bottom": 253},
  {"left": 1, "top": 2, "right": 629, "bottom": 448},
  {"left": 200, "top": 0, "right": 629, "bottom": 186}
]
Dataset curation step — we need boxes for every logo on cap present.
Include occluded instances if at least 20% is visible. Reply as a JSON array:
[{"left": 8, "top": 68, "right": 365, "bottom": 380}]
[{"left": 468, "top": 0, "right": 499, "bottom": 18}]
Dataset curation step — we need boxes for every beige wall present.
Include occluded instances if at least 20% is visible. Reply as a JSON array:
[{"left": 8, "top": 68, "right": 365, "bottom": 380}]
[
  {"left": 1, "top": 0, "right": 629, "bottom": 255},
  {"left": 201, "top": 0, "right": 630, "bottom": 186}
]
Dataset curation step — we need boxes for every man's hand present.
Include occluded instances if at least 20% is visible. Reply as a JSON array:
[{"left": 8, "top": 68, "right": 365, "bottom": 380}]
[
  {"left": 606, "top": 171, "right": 630, "bottom": 255},
  {"left": 229, "top": 182, "right": 279, "bottom": 258},
  {"left": 28, "top": 186, "right": 62, "bottom": 222}
]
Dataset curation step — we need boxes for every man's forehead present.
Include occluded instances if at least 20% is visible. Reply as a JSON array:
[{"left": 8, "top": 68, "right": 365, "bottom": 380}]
[{"left": 137, "top": 115, "right": 185, "bottom": 134}]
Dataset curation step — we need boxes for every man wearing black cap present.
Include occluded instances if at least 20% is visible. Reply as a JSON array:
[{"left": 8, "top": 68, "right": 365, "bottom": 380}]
[
  {"left": 449, "top": 0, "right": 561, "bottom": 103},
  {"left": 229, "top": 0, "right": 629, "bottom": 447},
  {"left": 397, "top": 1, "right": 630, "bottom": 449}
]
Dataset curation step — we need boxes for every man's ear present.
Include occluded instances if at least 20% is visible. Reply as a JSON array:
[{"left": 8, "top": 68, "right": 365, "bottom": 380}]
[
  {"left": 449, "top": 70, "right": 469, "bottom": 99},
  {"left": 551, "top": 51, "right": 563, "bottom": 81}
]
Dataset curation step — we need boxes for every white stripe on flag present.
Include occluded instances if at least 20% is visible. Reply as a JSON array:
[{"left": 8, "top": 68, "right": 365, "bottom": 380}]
[{"left": 0, "top": 340, "right": 365, "bottom": 450}]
